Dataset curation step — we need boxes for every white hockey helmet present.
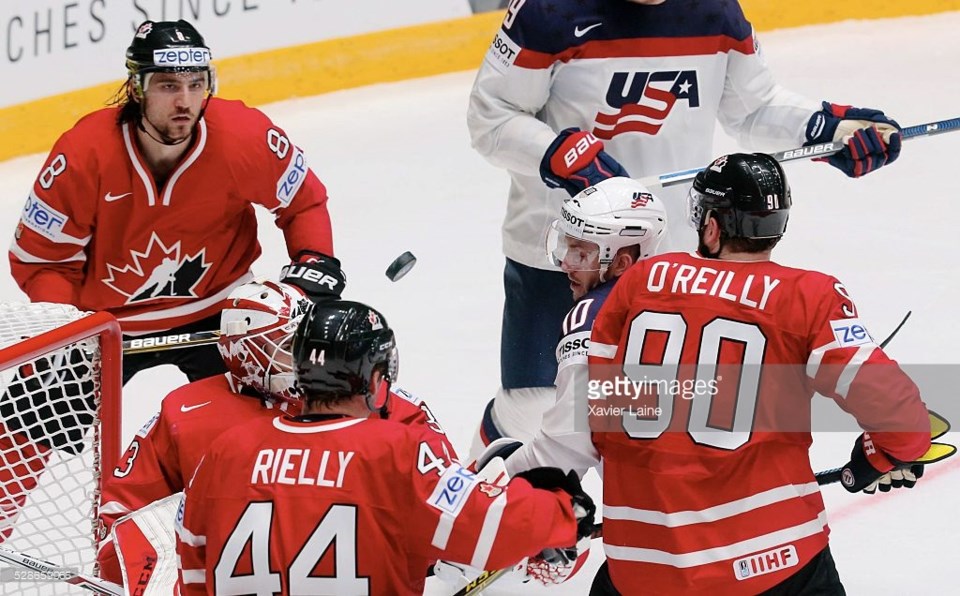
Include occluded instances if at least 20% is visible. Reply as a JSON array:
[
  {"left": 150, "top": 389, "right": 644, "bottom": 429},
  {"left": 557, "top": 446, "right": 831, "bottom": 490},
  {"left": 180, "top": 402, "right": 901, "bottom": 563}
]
[
  {"left": 218, "top": 280, "right": 312, "bottom": 403},
  {"left": 547, "top": 177, "right": 668, "bottom": 272}
]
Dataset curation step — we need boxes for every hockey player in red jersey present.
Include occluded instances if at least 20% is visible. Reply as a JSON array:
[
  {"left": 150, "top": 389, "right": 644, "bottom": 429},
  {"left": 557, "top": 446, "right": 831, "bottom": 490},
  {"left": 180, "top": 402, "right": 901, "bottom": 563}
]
[
  {"left": 97, "top": 281, "right": 455, "bottom": 592},
  {"left": 586, "top": 153, "right": 944, "bottom": 594},
  {"left": 8, "top": 20, "right": 343, "bottom": 384},
  {"left": 2, "top": 20, "right": 342, "bottom": 540},
  {"left": 467, "top": 0, "right": 905, "bottom": 463},
  {"left": 176, "top": 299, "right": 596, "bottom": 595}
]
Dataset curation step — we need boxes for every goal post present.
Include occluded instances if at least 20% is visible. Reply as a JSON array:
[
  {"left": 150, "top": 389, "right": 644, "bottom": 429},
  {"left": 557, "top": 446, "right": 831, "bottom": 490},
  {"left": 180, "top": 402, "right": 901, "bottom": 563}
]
[{"left": 0, "top": 304, "right": 122, "bottom": 595}]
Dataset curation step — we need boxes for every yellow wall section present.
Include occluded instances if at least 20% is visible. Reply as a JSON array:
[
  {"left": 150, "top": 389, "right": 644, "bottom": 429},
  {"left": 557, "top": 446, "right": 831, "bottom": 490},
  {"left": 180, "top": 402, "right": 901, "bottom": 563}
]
[
  {"left": 741, "top": 0, "right": 960, "bottom": 30},
  {"left": 2, "top": 3, "right": 959, "bottom": 162}
]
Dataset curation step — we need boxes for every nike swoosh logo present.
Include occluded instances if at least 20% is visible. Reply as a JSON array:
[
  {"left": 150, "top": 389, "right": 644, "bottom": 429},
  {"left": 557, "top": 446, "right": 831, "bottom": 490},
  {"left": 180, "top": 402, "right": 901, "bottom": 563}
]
[
  {"left": 574, "top": 23, "right": 602, "bottom": 37},
  {"left": 180, "top": 401, "right": 212, "bottom": 413},
  {"left": 104, "top": 192, "right": 132, "bottom": 202}
]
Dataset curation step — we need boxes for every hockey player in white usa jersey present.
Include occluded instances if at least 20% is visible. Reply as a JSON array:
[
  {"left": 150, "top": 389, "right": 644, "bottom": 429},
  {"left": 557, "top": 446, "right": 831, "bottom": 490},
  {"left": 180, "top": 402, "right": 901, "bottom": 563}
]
[
  {"left": 472, "top": 177, "right": 667, "bottom": 586},
  {"left": 466, "top": 0, "right": 903, "bottom": 453}
]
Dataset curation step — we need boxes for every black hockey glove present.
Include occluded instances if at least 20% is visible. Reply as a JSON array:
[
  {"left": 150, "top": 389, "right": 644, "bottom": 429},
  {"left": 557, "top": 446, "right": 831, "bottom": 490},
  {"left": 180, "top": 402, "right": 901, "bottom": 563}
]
[
  {"left": 859, "top": 411, "right": 955, "bottom": 494},
  {"left": 515, "top": 467, "right": 596, "bottom": 562},
  {"left": 539, "top": 128, "right": 628, "bottom": 197},
  {"left": 863, "top": 464, "right": 925, "bottom": 494},
  {"left": 280, "top": 251, "right": 346, "bottom": 302}
]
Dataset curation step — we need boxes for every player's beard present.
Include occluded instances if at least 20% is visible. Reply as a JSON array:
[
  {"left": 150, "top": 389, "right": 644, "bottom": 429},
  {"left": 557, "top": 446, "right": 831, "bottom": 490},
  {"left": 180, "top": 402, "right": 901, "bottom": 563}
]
[{"left": 142, "top": 105, "right": 198, "bottom": 145}]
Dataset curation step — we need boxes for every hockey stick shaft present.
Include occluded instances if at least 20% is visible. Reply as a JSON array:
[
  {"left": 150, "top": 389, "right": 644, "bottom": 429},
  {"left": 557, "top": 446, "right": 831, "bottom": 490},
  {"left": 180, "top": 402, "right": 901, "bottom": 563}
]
[
  {"left": 585, "top": 459, "right": 918, "bottom": 542},
  {"left": 0, "top": 546, "right": 122, "bottom": 595},
  {"left": 122, "top": 330, "right": 219, "bottom": 355},
  {"left": 638, "top": 116, "right": 960, "bottom": 189},
  {"left": 879, "top": 310, "right": 910, "bottom": 349}
]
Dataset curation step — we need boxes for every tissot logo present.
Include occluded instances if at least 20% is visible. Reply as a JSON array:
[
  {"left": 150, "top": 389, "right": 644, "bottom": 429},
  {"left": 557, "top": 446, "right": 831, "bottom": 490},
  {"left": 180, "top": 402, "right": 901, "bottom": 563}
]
[{"left": 592, "top": 70, "right": 700, "bottom": 139}]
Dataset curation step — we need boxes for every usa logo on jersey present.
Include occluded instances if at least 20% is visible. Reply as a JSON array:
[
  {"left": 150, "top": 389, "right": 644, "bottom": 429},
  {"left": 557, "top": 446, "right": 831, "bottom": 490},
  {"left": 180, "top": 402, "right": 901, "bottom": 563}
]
[{"left": 593, "top": 70, "right": 700, "bottom": 139}]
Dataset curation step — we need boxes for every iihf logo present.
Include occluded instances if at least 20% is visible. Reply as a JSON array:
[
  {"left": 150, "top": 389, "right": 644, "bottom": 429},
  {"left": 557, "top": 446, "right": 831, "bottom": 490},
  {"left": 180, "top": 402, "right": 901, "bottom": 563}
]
[{"left": 592, "top": 70, "right": 700, "bottom": 139}]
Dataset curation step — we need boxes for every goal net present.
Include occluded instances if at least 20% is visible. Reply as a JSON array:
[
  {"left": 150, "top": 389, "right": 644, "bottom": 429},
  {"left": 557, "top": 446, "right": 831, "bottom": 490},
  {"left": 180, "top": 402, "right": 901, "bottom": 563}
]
[{"left": 0, "top": 304, "right": 121, "bottom": 595}]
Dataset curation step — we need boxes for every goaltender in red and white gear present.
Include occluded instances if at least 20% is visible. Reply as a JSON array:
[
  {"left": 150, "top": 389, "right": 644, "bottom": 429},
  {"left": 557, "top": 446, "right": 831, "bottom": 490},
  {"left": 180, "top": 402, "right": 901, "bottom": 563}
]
[{"left": 98, "top": 280, "right": 454, "bottom": 593}]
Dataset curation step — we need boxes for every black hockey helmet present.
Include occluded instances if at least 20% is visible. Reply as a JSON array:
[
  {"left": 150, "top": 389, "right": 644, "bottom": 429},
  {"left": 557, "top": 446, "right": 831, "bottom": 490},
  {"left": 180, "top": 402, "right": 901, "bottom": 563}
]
[
  {"left": 687, "top": 152, "right": 791, "bottom": 240},
  {"left": 293, "top": 300, "right": 398, "bottom": 410},
  {"left": 125, "top": 20, "right": 214, "bottom": 94}
]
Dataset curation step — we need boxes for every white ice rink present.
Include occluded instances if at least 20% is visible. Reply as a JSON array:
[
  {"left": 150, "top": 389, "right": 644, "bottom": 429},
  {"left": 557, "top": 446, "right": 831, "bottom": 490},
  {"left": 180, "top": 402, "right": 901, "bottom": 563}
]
[{"left": 1, "top": 11, "right": 958, "bottom": 594}]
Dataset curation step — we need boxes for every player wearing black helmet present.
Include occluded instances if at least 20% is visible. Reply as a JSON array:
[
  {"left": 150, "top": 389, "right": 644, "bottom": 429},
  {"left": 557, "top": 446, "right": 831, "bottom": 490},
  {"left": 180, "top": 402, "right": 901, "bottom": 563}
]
[
  {"left": 9, "top": 18, "right": 341, "bottom": 385},
  {"left": 121, "top": 20, "right": 216, "bottom": 145},
  {"left": 687, "top": 152, "right": 791, "bottom": 257},
  {"left": 293, "top": 300, "right": 399, "bottom": 413},
  {"left": 585, "top": 153, "right": 942, "bottom": 594},
  {"left": 97, "top": 284, "right": 455, "bottom": 593},
  {"left": 176, "top": 298, "right": 598, "bottom": 594},
  {"left": 3, "top": 19, "right": 341, "bottom": 549}
]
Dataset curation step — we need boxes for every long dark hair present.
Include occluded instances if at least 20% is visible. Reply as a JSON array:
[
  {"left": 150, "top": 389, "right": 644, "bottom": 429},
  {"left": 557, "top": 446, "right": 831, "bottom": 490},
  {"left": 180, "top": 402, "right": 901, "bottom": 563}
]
[{"left": 108, "top": 78, "right": 140, "bottom": 126}]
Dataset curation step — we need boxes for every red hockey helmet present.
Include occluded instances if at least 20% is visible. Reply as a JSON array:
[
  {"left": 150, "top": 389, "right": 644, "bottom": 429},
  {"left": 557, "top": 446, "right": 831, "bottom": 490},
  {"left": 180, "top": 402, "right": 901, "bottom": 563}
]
[{"left": 218, "top": 280, "right": 311, "bottom": 403}]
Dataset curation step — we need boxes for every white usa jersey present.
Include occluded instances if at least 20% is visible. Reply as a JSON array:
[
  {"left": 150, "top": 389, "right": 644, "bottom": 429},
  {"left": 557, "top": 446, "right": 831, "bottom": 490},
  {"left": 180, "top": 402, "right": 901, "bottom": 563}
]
[
  {"left": 467, "top": 0, "right": 819, "bottom": 267},
  {"left": 504, "top": 279, "right": 616, "bottom": 478}
]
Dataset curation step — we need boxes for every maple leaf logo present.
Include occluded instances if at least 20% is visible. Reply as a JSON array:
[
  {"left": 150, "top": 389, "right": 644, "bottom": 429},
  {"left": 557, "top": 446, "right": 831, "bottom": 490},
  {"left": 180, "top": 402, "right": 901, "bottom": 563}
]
[{"left": 101, "top": 233, "right": 211, "bottom": 304}]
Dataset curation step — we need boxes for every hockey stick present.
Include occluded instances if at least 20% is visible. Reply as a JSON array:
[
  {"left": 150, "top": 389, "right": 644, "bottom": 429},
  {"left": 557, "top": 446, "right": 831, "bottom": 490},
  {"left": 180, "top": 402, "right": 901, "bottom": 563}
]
[
  {"left": 640, "top": 116, "right": 960, "bottom": 189},
  {"left": 450, "top": 568, "right": 514, "bottom": 596},
  {"left": 879, "top": 310, "right": 910, "bottom": 349},
  {"left": 0, "top": 546, "right": 122, "bottom": 595},
  {"left": 122, "top": 330, "right": 220, "bottom": 355},
  {"left": 584, "top": 410, "right": 953, "bottom": 543}
]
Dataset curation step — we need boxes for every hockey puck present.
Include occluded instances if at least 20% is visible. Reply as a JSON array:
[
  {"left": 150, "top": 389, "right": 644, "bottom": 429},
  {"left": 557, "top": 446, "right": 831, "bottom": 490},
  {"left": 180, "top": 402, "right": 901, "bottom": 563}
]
[{"left": 385, "top": 251, "right": 417, "bottom": 282}]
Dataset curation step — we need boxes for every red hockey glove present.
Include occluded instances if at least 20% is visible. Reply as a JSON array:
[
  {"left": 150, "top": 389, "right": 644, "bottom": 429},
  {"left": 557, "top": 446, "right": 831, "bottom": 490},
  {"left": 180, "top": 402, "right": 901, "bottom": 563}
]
[
  {"left": 805, "top": 101, "right": 901, "bottom": 178},
  {"left": 280, "top": 251, "right": 345, "bottom": 302},
  {"left": 540, "top": 128, "right": 629, "bottom": 196}
]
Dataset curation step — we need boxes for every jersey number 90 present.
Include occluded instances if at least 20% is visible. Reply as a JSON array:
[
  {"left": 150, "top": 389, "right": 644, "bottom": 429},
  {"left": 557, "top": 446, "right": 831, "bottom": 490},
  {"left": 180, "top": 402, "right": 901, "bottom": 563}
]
[{"left": 619, "top": 312, "right": 766, "bottom": 451}]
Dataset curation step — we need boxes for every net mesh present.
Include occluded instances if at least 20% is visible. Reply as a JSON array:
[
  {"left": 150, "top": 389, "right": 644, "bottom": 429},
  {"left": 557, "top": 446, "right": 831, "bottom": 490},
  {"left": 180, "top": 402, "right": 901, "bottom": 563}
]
[{"left": 0, "top": 303, "right": 112, "bottom": 595}]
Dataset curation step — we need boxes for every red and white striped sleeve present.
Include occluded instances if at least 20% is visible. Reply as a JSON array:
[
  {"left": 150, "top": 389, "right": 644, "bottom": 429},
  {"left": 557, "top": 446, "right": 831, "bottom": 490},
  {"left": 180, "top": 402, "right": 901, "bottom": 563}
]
[
  {"left": 804, "top": 276, "right": 930, "bottom": 463},
  {"left": 408, "top": 428, "right": 578, "bottom": 572}
]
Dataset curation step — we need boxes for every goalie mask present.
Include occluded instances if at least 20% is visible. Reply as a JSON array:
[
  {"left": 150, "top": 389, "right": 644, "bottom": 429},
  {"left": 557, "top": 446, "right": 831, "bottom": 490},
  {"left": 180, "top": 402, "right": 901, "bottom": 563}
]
[
  {"left": 546, "top": 177, "right": 667, "bottom": 274},
  {"left": 218, "top": 281, "right": 311, "bottom": 404},
  {"left": 293, "top": 300, "right": 398, "bottom": 412}
]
